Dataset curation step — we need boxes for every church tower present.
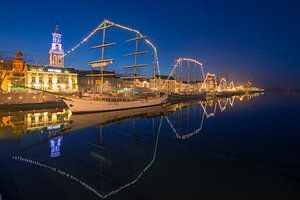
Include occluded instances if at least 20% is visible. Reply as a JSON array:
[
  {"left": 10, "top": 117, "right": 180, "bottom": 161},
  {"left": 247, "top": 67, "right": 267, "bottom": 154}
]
[
  {"left": 49, "top": 24, "right": 64, "bottom": 67},
  {"left": 12, "top": 48, "right": 26, "bottom": 73}
]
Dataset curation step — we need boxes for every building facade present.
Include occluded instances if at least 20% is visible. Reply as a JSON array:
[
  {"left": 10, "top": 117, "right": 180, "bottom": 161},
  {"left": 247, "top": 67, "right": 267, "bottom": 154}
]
[
  {"left": 149, "top": 75, "right": 176, "bottom": 93},
  {"left": 78, "top": 70, "right": 125, "bottom": 95},
  {"left": 0, "top": 48, "right": 26, "bottom": 92},
  {"left": 25, "top": 65, "right": 78, "bottom": 93},
  {"left": 0, "top": 24, "right": 78, "bottom": 94},
  {"left": 202, "top": 74, "right": 217, "bottom": 92},
  {"left": 24, "top": 24, "right": 78, "bottom": 93}
]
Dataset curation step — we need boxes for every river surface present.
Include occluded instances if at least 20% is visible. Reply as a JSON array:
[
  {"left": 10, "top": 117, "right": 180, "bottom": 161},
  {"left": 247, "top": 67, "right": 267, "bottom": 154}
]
[{"left": 0, "top": 92, "right": 299, "bottom": 200}]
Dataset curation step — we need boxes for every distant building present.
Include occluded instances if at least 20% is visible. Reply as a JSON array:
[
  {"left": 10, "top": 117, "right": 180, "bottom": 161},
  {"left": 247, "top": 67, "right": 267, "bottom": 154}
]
[
  {"left": 0, "top": 24, "right": 79, "bottom": 94},
  {"left": 176, "top": 82, "right": 192, "bottom": 94},
  {"left": 0, "top": 59, "right": 13, "bottom": 92},
  {"left": 202, "top": 74, "right": 217, "bottom": 92},
  {"left": 149, "top": 75, "right": 176, "bottom": 93},
  {"left": 0, "top": 48, "right": 26, "bottom": 92},
  {"left": 24, "top": 24, "right": 78, "bottom": 93},
  {"left": 25, "top": 65, "right": 78, "bottom": 93},
  {"left": 12, "top": 48, "right": 26, "bottom": 73},
  {"left": 77, "top": 70, "right": 118, "bottom": 94},
  {"left": 49, "top": 24, "right": 64, "bottom": 67}
]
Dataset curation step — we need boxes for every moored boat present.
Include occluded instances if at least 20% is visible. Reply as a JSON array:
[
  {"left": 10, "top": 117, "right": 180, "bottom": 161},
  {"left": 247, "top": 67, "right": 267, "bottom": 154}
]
[
  {"left": 60, "top": 20, "right": 167, "bottom": 114},
  {"left": 61, "top": 95, "right": 167, "bottom": 114},
  {"left": 167, "top": 92, "right": 206, "bottom": 103}
]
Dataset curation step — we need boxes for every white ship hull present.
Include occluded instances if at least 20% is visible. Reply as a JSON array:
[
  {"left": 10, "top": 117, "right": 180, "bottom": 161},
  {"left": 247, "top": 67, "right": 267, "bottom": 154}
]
[{"left": 62, "top": 95, "right": 168, "bottom": 114}]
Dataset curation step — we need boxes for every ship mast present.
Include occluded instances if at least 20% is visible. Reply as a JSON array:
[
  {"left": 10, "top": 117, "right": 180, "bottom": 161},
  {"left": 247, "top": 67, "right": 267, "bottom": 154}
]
[
  {"left": 122, "top": 33, "right": 148, "bottom": 96},
  {"left": 89, "top": 20, "right": 115, "bottom": 96}
]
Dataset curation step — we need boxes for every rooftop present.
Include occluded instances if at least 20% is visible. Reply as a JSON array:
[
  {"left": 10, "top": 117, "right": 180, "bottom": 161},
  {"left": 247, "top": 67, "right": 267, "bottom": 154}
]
[
  {"left": 27, "top": 64, "right": 77, "bottom": 74},
  {"left": 155, "top": 75, "right": 175, "bottom": 80},
  {"left": 78, "top": 70, "right": 116, "bottom": 77},
  {"left": 0, "top": 60, "right": 12, "bottom": 70}
]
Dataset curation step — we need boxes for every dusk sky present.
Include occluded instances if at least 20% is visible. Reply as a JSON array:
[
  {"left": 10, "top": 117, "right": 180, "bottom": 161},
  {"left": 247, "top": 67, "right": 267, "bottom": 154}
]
[{"left": 0, "top": 0, "right": 299, "bottom": 88}]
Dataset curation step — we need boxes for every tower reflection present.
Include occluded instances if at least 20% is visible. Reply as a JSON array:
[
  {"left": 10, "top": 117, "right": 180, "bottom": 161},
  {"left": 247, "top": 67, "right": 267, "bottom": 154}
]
[{"left": 6, "top": 93, "right": 262, "bottom": 199}]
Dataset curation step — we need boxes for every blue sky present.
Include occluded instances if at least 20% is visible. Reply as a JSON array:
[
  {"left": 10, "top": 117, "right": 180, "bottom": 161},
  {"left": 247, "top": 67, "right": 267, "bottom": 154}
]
[{"left": 0, "top": 0, "right": 299, "bottom": 88}]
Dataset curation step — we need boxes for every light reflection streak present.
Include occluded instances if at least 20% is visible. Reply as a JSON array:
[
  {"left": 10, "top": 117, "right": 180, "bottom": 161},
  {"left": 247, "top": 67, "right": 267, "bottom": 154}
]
[
  {"left": 12, "top": 156, "right": 104, "bottom": 198},
  {"left": 12, "top": 116, "right": 163, "bottom": 199},
  {"left": 166, "top": 97, "right": 236, "bottom": 140},
  {"left": 165, "top": 111, "right": 205, "bottom": 140},
  {"left": 9, "top": 94, "right": 261, "bottom": 198}
]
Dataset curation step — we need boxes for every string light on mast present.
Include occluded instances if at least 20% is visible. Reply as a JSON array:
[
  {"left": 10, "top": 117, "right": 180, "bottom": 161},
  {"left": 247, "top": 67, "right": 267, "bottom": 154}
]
[{"left": 63, "top": 19, "right": 160, "bottom": 76}]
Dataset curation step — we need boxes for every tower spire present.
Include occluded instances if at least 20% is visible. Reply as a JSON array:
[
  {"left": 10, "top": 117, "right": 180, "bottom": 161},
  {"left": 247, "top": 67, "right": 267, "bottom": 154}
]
[
  {"left": 55, "top": 23, "right": 60, "bottom": 34},
  {"left": 16, "top": 48, "right": 23, "bottom": 60}
]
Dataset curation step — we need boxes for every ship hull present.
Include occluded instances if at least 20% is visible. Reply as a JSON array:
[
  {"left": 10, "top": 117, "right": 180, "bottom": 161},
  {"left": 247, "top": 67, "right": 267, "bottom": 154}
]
[
  {"left": 167, "top": 92, "right": 206, "bottom": 103},
  {"left": 62, "top": 95, "right": 168, "bottom": 114}
]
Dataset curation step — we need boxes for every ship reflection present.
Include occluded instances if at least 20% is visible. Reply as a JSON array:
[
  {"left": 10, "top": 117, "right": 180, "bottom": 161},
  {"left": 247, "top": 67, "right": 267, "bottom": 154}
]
[
  {"left": 3, "top": 93, "right": 262, "bottom": 199},
  {"left": 165, "top": 95, "right": 240, "bottom": 139}
]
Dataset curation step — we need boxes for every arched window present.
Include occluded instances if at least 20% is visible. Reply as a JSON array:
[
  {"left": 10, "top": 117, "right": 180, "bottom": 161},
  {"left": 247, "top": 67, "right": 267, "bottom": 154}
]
[
  {"left": 58, "top": 56, "right": 61, "bottom": 66},
  {"left": 53, "top": 55, "right": 57, "bottom": 65}
]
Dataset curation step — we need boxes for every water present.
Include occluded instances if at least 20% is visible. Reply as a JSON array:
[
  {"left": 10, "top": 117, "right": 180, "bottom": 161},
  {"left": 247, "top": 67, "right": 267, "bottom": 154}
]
[{"left": 0, "top": 92, "right": 299, "bottom": 200}]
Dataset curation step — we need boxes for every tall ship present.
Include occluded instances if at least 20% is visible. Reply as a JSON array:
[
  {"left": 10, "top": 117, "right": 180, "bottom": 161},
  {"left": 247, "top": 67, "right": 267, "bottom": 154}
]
[{"left": 61, "top": 20, "right": 167, "bottom": 114}]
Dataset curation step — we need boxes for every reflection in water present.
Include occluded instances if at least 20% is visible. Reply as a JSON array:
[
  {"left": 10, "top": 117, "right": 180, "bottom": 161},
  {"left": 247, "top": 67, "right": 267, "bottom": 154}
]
[
  {"left": 0, "top": 108, "right": 71, "bottom": 139},
  {"left": 0, "top": 93, "right": 262, "bottom": 199},
  {"left": 0, "top": 109, "right": 71, "bottom": 160},
  {"left": 165, "top": 96, "right": 238, "bottom": 140},
  {"left": 12, "top": 155, "right": 104, "bottom": 198},
  {"left": 11, "top": 116, "right": 163, "bottom": 199},
  {"left": 50, "top": 136, "right": 63, "bottom": 158}
]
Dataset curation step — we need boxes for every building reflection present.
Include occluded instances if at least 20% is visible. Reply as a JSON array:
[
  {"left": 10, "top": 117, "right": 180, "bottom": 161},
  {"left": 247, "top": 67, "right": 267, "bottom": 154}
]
[
  {"left": 165, "top": 93, "right": 261, "bottom": 140},
  {"left": 0, "top": 109, "right": 71, "bottom": 135},
  {"left": 0, "top": 109, "right": 71, "bottom": 159},
  {"left": 7, "top": 93, "right": 262, "bottom": 199},
  {"left": 1, "top": 93, "right": 262, "bottom": 154},
  {"left": 0, "top": 93, "right": 261, "bottom": 139},
  {"left": 50, "top": 136, "right": 63, "bottom": 158}
]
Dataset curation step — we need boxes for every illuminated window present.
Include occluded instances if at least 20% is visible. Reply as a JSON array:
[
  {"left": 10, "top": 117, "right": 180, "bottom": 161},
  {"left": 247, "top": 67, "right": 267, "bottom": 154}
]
[
  {"left": 53, "top": 55, "right": 57, "bottom": 65},
  {"left": 58, "top": 56, "right": 62, "bottom": 66}
]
